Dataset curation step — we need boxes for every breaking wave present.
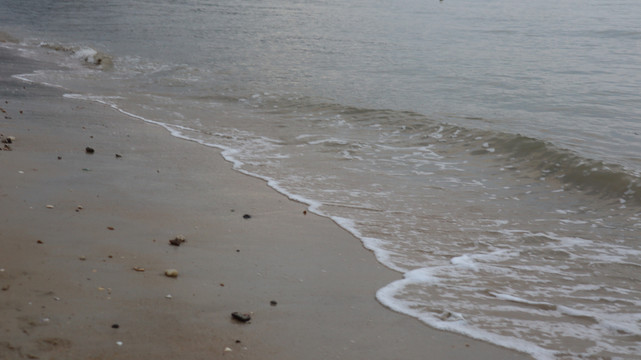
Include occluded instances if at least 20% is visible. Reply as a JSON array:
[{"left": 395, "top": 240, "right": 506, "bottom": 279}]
[
  {"left": 248, "top": 93, "right": 641, "bottom": 206},
  {"left": 38, "top": 42, "right": 114, "bottom": 69}
]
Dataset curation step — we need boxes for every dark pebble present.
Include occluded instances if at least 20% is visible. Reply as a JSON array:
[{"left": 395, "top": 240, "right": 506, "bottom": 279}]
[
  {"left": 243, "top": 214, "right": 251, "bottom": 219},
  {"left": 231, "top": 312, "right": 251, "bottom": 323},
  {"left": 111, "top": 324, "right": 119, "bottom": 329},
  {"left": 169, "top": 237, "right": 186, "bottom": 246},
  {"left": 270, "top": 300, "right": 278, "bottom": 306},
  {"left": 85, "top": 147, "right": 95, "bottom": 154}
]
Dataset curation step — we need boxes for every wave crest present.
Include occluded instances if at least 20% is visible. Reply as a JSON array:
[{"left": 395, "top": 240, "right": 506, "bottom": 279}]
[
  {"left": 39, "top": 42, "right": 113, "bottom": 69},
  {"left": 488, "top": 134, "right": 641, "bottom": 203}
]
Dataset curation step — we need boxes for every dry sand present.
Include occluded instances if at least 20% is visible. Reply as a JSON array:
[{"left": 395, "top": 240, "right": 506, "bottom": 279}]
[{"left": 0, "top": 47, "right": 531, "bottom": 360}]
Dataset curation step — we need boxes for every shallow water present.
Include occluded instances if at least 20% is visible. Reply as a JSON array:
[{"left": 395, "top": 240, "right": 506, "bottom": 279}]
[{"left": 2, "top": 0, "right": 641, "bottom": 358}]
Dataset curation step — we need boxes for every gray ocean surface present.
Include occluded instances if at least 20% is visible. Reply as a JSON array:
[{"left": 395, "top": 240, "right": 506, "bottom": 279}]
[{"left": 2, "top": 0, "right": 641, "bottom": 358}]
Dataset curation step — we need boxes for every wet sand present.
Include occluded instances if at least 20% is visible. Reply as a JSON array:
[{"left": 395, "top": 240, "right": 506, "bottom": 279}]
[{"left": 0, "top": 47, "right": 531, "bottom": 360}]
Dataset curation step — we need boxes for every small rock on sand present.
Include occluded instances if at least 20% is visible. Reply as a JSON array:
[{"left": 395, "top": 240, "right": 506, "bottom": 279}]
[
  {"left": 164, "top": 269, "right": 178, "bottom": 278},
  {"left": 169, "top": 235, "right": 186, "bottom": 246},
  {"left": 1, "top": 134, "right": 15, "bottom": 144},
  {"left": 231, "top": 312, "right": 251, "bottom": 323}
]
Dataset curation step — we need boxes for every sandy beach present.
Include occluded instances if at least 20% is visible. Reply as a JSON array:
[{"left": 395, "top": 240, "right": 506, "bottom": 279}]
[{"left": 1, "top": 47, "right": 531, "bottom": 360}]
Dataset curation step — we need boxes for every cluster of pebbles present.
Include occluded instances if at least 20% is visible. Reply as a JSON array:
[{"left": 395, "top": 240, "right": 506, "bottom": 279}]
[
  {"left": 1, "top": 133, "right": 15, "bottom": 151},
  {"left": 1, "top": 102, "right": 22, "bottom": 151}
]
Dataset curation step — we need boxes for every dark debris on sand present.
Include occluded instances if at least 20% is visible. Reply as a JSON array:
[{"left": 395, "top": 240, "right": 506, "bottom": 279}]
[{"left": 169, "top": 235, "right": 187, "bottom": 246}]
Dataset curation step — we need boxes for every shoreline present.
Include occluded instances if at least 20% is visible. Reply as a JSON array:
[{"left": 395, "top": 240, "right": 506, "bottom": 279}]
[{"left": 1, "top": 46, "right": 531, "bottom": 359}]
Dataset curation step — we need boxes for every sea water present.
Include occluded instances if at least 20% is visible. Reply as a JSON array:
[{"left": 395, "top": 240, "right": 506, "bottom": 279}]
[{"left": 2, "top": 0, "right": 641, "bottom": 358}]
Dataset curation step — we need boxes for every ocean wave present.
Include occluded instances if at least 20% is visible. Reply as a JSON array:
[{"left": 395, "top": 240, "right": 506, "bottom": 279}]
[
  {"left": 12, "top": 31, "right": 633, "bottom": 208},
  {"left": 484, "top": 133, "right": 641, "bottom": 203},
  {"left": 248, "top": 95, "right": 641, "bottom": 205},
  {"left": 38, "top": 41, "right": 114, "bottom": 69},
  {"left": 0, "top": 30, "right": 20, "bottom": 44}
]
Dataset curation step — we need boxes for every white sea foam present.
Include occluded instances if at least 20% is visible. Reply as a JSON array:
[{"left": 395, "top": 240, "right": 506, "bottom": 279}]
[
  {"left": 489, "top": 292, "right": 557, "bottom": 310},
  {"left": 450, "top": 254, "right": 479, "bottom": 271},
  {"left": 71, "top": 47, "right": 97, "bottom": 61},
  {"left": 13, "top": 72, "right": 66, "bottom": 89},
  {"left": 377, "top": 270, "right": 558, "bottom": 360},
  {"left": 307, "top": 138, "right": 349, "bottom": 146}
]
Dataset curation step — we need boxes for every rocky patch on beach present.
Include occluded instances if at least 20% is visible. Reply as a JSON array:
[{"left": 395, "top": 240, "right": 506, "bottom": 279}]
[{"left": 1, "top": 133, "right": 15, "bottom": 151}]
